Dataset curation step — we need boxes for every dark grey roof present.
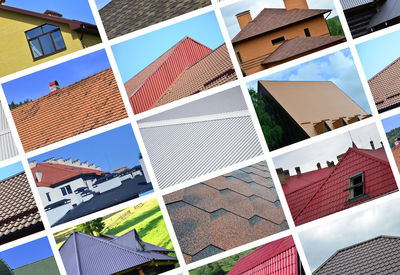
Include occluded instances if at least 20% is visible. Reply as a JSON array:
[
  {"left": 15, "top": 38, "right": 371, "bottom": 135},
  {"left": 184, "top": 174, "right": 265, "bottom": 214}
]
[
  {"left": 99, "top": 0, "right": 211, "bottom": 39},
  {"left": 314, "top": 235, "right": 400, "bottom": 274},
  {"left": 60, "top": 229, "right": 177, "bottom": 275},
  {"left": 368, "top": 0, "right": 400, "bottom": 27},
  {"left": 339, "top": 0, "right": 374, "bottom": 10}
]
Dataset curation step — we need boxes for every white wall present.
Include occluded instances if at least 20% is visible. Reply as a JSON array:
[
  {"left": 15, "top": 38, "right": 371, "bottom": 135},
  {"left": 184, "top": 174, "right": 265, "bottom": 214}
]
[
  {"left": 93, "top": 177, "right": 122, "bottom": 193},
  {"left": 46, "top": 204, "right": 73, "bottom": 226},
  {"left": 139, "top": 158, "right": 151, "bottom": 183}
]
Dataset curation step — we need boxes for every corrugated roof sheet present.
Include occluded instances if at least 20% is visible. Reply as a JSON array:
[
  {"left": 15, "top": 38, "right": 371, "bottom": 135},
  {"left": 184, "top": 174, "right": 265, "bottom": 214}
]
[
  {"left": 0, "top": 172, "right": 43, "bottom": 243},
  {"left": 369, "top": 0, "right": 400, "bottom": 27},
  {"left": 0, "top": 103, "right": 18, "bottom": 161},
  {"left": 138, "top": 87, "right": 263, "bottom": 189},
  {"left": 13, "top": 257, "right": 60, "bottom": 275},
  {"left": 165, "top": 162, "right": 286, "bottom": 263},
  {"left": 99, "top": 0, "right": 211, "bottom": 39},
  {"left": 11, "top": 68, "right": 127, "bottom": 152},
  {"left": 339, "top": 0, "right": 374, "bottom": 11},
  {"left": 368, "top": 57, "right": 400, "bottom": 112},
  {"left": 60, "top": 229, "right": 177, "bottom": 275},
  {"left": 232, "top": 8, "right": 330, "bottom": 44},
  {"left": 314, "top": 236, "right": 400, "bottom": 274},
  {"left": 228, "top": 236, "right": 297, "bottom": 275}
]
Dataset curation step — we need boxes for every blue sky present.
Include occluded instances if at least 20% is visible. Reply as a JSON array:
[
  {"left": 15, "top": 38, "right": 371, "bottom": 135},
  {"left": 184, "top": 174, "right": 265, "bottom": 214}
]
[
  {"left": 5, "top": 0, "right": 96, "bottom": 24},
  {"left": 382, "top": 114, "right": 400, "bottom": 133},
  {"left": 247, "top": 48, "right": 372, "bottom": 114},
  {"left": 0, "top": 162, "right": 24, "bottom": 181},
  {"left": 95, "top": 0, "right": 111, "bottom": 10},
  {"left": 357, "top": 30, "right": 400, "bottom": 79},
  {"left": 0, "top": 237, "right": 54, "bottom": 269},
  {"left": 220, "top": 0, "right": 338, "bottom": 39},
  {"left": 29, "top": 124, "right": 141, "bottom": 172},
  {"left": 112, "top": 11, "right": 225, "bottom": 83},
  {"left": 2, "top": 50, "right": 111, "bottom": 104}
]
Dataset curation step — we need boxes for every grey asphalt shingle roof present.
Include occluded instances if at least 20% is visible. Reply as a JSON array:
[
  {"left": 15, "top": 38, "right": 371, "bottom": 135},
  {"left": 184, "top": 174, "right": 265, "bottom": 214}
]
[
  {"left": 339, "top": 0, "right": 374, "bottom": 11},
  {"left": 99, "top": 0, "right": 211, "bottom": 39},
  {"left": 314, "top": 236, "right": 400, "bottom": 274}
]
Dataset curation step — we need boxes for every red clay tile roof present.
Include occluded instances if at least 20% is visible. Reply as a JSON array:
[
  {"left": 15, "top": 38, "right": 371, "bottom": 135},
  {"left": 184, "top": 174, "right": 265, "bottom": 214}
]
[
  {"left": 125, "top": 36, "right": 212, "bottom": 114},
  {"left": 283, "top": 146, "right": 398, "bottom": 225},
  {"left": 164, "top": 162, "right": 287, "bottom": 263},
  {"left": 31, "top": 163, "right": 108, "bottom": 187},
  {"left": 0, "top": 172, "right": 43, "bottom": 244},
  {"left": 154, "top": 44, "right": 237, "bottom": 108},
  {"left": 262, "top": 36, "right": 345, "bottom": 65},
  {"left": 368, "top": 57, "right": 400, "bottom": 112},
  {"left": 232, "top": 8, "right": 330, "bottom": 44},
  {"left": 11, "top": 68, "right": 127, "bottom": 152},
  {"left": 229, "top": 236, "right": 297, "bottom": 275}
]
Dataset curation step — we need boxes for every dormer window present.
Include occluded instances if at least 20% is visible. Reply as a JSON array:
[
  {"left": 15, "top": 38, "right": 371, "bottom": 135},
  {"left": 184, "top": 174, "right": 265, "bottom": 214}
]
[
  {"left": 25, "top": 24, "right": 66, "bottom": 60},
  {"left": 344, "top": 171, "right": 369, "bottom": 205}
]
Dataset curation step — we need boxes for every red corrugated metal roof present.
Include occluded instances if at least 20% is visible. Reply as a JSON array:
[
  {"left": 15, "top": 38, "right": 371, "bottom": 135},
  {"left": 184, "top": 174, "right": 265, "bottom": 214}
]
[
  {"left": 31, "top": 163, "right": 108, "bottom": 187},
  {"left": 126, "top": 36, "right": 212, "bottom": 114},
  {"left": 228, "top": 236, "right": 297, "bottom": 275}
]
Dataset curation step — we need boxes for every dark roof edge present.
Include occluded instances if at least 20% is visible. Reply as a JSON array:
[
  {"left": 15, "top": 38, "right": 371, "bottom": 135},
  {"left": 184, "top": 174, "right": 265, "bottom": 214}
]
[
  {"left": 369, "top": 57, "right": 400, "bottom": 82},
  {"left": 13, "top": 256, "right": 56, "bottom": 270}
]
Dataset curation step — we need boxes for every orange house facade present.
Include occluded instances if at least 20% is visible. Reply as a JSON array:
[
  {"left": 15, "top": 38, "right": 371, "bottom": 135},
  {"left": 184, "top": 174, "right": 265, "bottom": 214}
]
[{"left": 232, "top": 0, "right": 345, "bottom": 75}]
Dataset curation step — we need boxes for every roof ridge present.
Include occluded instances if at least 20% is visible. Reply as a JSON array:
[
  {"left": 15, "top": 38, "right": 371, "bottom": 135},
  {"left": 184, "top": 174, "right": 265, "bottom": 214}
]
[
  {"left": 13, "top": 256, "right": 55, "bottom": 269},
  {"left": 0, "top": 171, "right": 25, "bottom": 184},
  {"left": 369, "top": 57, "right": 400, "bottom": 82},
  {"left": 350, "top": 147, "right": 389, "bottom": 165}
]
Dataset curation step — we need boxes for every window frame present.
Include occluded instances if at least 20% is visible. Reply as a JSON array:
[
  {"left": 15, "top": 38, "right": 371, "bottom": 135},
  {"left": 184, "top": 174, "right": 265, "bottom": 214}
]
[
  {"left": 25, "top": 24, "right": 67, "bottom": 61},
  {"left": 348, "top": 171, "right": 365, "bottom": 198},
  {"left": 271, "top": 36, "right": 285, "bottom": 45},
  {"left": 61, "top": 185, "right": 73, "bottom": 196},
  {"left": 46, "top": 192, "right": 51, "bottom": 202},
  {"left": 304, "top": 28, "right": 311, "bottom": 37}
]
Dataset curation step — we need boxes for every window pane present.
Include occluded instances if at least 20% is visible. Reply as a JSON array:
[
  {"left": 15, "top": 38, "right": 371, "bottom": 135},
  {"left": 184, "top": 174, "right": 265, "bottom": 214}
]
[
  {"left": 61, "top": 187, "right": 67, "bottom": 196},
  {"left": 26, "top": 27, "right": 43, "bottom": 39},
  {"left": 52, "top": 30, "right": 66, "bottom": 50},
  {"left": 29, "top": 39, "right": 43, "bottom": 58},
  {"left": 39, "top": 34, "right": 55, "bottom": 55},
  {"left": 66, "top": 185, "right": 72, "bottom": 194},
  {"left": 42, "top": 24, "right": 59, "bottom": 33}
]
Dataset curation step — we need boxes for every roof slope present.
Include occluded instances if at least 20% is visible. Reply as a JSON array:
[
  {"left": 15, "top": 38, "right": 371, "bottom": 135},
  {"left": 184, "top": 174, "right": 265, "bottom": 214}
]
[
  {"left": 125, "top": 36, "right": 212, "bottom": 114},
  {"left": 0, "top": 257, "right": 12, "bottom": 275},
  {"left": 60, "top": 230, "right": 177, "bottom": 275},
  {"left": 31, "top": 163, "right": 108, "bottom": 187},
  {"left": 138, "top": 87, "right": 263, "bottom": 189},
  {"left": 259, "top": 81, "right": 368, "bottom": 137},
  {"left": 392, "top": 147, "right": 400, "bottom": 172},
  {"left": 232, "top": 8, "right": 330, "bottom": 43},
  {"left": 11, "top": 68, "right": 127, "bottom": 152},
  {"left": 154, "top": 44, "right": 237, "bottom": 108},
  {"left": 99, "top": 0, "right": 211, "bottom": 39},
  {"left": 165, "top": 162, "right": 286, "bottom": 263},
  {"left": 13, "top": 257, "right": 60, "bottom": 275},
  {"left": 368, "top": 57, "right": 400, "bottom": 112},
  {"left": 229, "top": 236, "right": 296, "bottom": 275},
  {"left": 339, "top": 0, "right": 375, "bottom": 11},
  {"left": 0, "top": 103, "right": 18, "bottom": 162},
  {"left": 368, "top": 0, "right": 400, "bottom": 28},
  {"left": 0, "top": 172, "right": 43, "bottom": 243},
  {"left": 314, "top": 236, "right": 400, "bottom": 274},
  {"left": 262, "top": 36, "right": 345, "bottom": 65}
]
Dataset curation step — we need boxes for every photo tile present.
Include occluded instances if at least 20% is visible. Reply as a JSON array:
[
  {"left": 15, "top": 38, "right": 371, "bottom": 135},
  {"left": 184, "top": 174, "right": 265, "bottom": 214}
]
[
  {"left": 0, "top": 162, "right": 44, "bottom": 245},
  {"left": 357, "top": 29, "right": 400, "bottom": 114},
  {"left": 247, "top": 48, "right": 372, "bottom": 151},
  {"left": 299, "top": 197, "right": 400, "bottom": 274},
  {"left": 0, "top": 236, "right": 61, "bottom": 274},
  {"left": 27, "top": 124, "right": 153, "bottom": 227},
  {"left": 190, "top": 235, "right": 305, "bottom": 274},
  {"left": 0, "top": 0, "right": 102, "bottom": 77},
  {"left": 53, "top": 198, "right": 179, "bottom": 275},
  {"left": 220, "top": 0, "right": 346, "bottom": 76},
  {"left": 381, "top": 113, "right": 400, "bottom": 173},
  {"left": 1, "top": 49, "right": 127, "bottom": 153},
  {"left": 137, "top": 86, "right": 263, "bottom": 189},
  {"left": 338, "top": 0, "right": 400, "bottom": 39},
  {"left": 96, "top": 0, "right": 212, "bottom": 40},
  {"left": 273, "top": 123, "right": 398, "bottom": 226},
  {"left": 164, "top": 161, "right": 288, "bottom": 264},
  {"left": 0, "top": 101, "right": 18, "bottom": 162},
  {"left": 111, "top": 11, "right": 237, "bottom": 115}
]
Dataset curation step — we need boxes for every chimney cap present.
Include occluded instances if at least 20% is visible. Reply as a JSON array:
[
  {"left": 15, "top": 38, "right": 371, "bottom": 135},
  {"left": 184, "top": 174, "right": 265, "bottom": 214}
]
[
  {"left": 235, "top": 10, "right": 250, "bottom": 17},
  {"left": 44, "top": 10, "right": 62, "bottom": 17}
]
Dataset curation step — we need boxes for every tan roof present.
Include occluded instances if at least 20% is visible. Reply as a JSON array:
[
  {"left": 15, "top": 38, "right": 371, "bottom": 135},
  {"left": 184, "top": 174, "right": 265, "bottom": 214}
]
[
  {"left": 232, "top": 8, "right": 330, "bottom": 44},
  {"left": 392, "top": 147, "right": 400, "bottom": 172},
  {"left": 259, "top": 81, "right": 369, "bottom": 136},
  {"left": 11, "top": 68, "right": 127, "bottom": 152},
  {"left": 368, "top": 57, "right": 400, "bottom": 112},
  {"left": 155, "top": 44, "right": 237, "bottom": 107},
  {"left": 262, "top": 36, "right": 345, "bottom": 65}
]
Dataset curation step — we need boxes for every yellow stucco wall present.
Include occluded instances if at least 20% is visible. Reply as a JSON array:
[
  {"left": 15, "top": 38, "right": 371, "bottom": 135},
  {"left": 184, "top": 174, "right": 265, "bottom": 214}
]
[{"left": 0, "top": 9, "right": 101, "bottom": 77}]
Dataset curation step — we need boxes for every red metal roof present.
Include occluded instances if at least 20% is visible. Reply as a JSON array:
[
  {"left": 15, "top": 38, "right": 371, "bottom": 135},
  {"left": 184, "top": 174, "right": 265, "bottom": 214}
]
[
  {"left": 31, "top": 163, "right": 108, "bottom": 187},
  {"left": 228, "top": 236, "right": 297, "bottom": 275},
  {"left": 283, "top": 146, "right": 398, "bottom": 225}
]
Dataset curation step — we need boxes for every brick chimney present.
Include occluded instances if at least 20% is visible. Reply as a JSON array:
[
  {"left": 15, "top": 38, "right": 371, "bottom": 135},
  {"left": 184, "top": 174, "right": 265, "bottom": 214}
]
[
  {"left": 326, "top": 161, "right": 335, "bottom": 170},
  {"left": 49, "top": 81, "right": 60, "bottom": 95},
  {"left": 317, "top": 162, "right": 321, "bottom": 169},
  {"left": 295, "top": 166, "right": 301, "bottom": 175},
  {"left": 283, "top": 0, "right": 309, "bottom": 10},
  {"left": 236, "top": 10, "right": 252, "bottom": 30},
  {"left": 370, "top": 140, "right": 375, "bottom": 150},
  {"left": 44, "top": 10, "right": 63, "bottom": 17},
  {"left": 276, "top": 168, "right": 290, "bottom": 185}
]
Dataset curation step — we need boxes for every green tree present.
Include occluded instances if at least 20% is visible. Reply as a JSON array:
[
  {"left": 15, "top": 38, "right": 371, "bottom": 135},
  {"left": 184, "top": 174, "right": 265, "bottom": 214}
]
[
  {"left": 76, "top": 218, "right": 105, "bottom": 236},
  {"left": 327, "top": 17, "right": 345, "bottom": 36},
  {"left": 8, "top": 98, "right": 32, "bottom": 110}
]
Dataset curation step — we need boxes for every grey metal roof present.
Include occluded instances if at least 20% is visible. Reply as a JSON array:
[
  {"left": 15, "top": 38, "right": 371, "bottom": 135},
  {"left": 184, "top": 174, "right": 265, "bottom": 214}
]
[
  {"left": 339, "top": 0, "right": 374, "bottom": 10},
  {"left": 368, "top": 0, "right": 400, "bottom": 28},
  {"left": 314, "top": 235, "right": 400, "bottom": 274},
  {"left": 138, "top": 87, "right": 263, "bottom": 189},
  {"left": 0, "top": 257, "right": 12, "bottom": 275},
  {"left": 0, "top": 103, "right": 17, "bottom": 162},
  {"left": 60, "top": 230, "right": 177, "bottom": 275}
]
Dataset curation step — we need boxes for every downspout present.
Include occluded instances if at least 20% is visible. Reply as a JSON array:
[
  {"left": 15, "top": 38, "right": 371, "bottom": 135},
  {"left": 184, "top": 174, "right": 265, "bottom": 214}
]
[{"left": 79, "top": 23, "right": 86, "bottom": 49}]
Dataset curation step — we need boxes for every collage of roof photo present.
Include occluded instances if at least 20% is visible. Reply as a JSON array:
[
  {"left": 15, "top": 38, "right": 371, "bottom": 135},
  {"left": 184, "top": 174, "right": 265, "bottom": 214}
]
[{"left": 1, "top": 0, "right": 400, "bottom": 274}]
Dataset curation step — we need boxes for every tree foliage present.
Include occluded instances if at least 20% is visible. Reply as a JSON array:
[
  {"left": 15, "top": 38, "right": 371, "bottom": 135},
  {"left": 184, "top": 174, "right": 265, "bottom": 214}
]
[
  {"left": 327, "top": 16, "right": 345, "bottom": 36},
  {"left": 9, "top": 99, "right": 32, "bottom": 110},
  {"left": 386, "top": 127, "right": 400, "bottom": 148},
  {"left": 76, "top": 218, "right": 105, "bottom": 236}
]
